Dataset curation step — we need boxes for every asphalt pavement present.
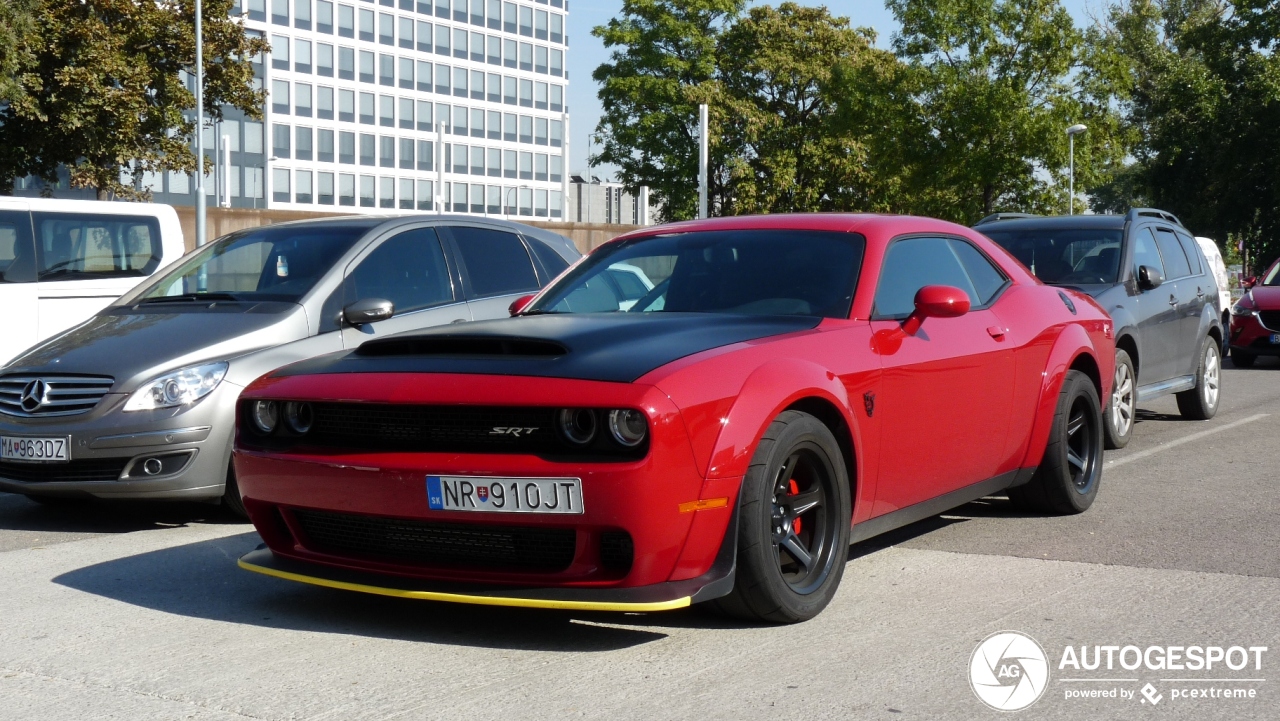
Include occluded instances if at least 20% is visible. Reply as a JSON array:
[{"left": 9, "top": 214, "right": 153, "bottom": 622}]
[{"left": 1, "top": 358, "right": 1277, "bottom": 720}]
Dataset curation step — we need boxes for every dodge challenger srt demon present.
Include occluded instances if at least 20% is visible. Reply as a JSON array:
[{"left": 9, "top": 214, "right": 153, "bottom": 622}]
[{"left": 233, "top": 214, "right": 1115, "bottom": 623}]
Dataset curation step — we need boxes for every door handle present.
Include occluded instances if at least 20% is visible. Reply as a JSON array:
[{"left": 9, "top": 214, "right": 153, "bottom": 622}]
[
  {"left": 1196, "top": 287, "right": 1205, "bottom": 298},
  {"left": 450, "top": 318, "right": 468, "bottom": 324},
  {"left": 986, "top": 326, "right": 1006, "bottom": 341},
  {"left": 1168, "top": 294, "right": 1178, "bottom": 306}
]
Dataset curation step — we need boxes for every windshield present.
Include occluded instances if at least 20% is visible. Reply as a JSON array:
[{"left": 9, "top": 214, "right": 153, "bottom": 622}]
[
  {"left": 982, "top": 228, "right": 1123, "bottom": 285},
  {"left": 129, "top": 223, "right": 372, "bottom": 304},
  {"left": 528, "top": 229, "right": 864, "bottom": 318},
  {"left": 1264, "top": 262, "right": 1280, "bottom": 286}
]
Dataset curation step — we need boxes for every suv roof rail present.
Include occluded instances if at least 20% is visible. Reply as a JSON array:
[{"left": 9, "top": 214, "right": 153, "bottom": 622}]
[
  {"left": 974, "top": 212, "right": 1040, "bottom": 226},
  {"left": 1125, "top": 207, "right": 1184, "bottom": 227}
]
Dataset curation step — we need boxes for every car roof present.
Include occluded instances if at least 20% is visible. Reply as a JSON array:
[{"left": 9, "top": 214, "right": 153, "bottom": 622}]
[
  {"left": 973, "top": 214, "right": 1127, "bottom": 232},
  {"left": 611, "top": 213, "right": 977, "bottom": 242}
]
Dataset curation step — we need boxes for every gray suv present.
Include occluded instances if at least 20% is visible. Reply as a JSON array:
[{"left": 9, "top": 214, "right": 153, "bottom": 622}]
[
  {"left": 0, "top": 216, "right": 579, "bottom": 513},
  {"left": 977, "top": 209, "right": 1223, "bottom": 449}
]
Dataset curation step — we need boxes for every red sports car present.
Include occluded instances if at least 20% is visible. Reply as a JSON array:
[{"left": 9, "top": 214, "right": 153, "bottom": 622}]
[
  {"left": 233, "top": 214, "right": 1114, "bottom": 623},
  {"left": 1229, "top": 258, "right": 1280, "bottom": 366}
]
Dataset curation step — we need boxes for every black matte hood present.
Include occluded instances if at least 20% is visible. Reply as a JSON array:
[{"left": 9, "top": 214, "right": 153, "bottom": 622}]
[{"left": 275, "top": 313, "right": 823, "bottom": 383}]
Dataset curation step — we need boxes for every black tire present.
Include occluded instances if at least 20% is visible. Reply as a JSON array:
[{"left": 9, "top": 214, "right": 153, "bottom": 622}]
[
  {"left": 1230, "top": 348, "right": 1256, "bottom": 368},
  {"left": 24, "top": 494, "right": 89, "bottom": 508},
  {"left": 1008, "top": 370, "right": 1102, "bottom": 515},
  {"left": 222, "top": 463, "right": 249, "bottom": 519},
  {"left": 1176, "top": 336, "right": 1221, "bottom": 420},
  {"left": 711, "top": 411, "right": 852, "bottom": 624},
  {"left": 1103, "top": 349, "right": 1135, "bottom": 450}
]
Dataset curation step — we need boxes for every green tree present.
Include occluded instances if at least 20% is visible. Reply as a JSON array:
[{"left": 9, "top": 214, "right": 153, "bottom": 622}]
[
  {"left": 591, "top": 0, "right": 744, "bottom": 222},
  {"left": 886, "top": 0, "right": 1124, "bottom": 221},
  {"left": 716, "top": 3, "right": 899, "bottom": 214},
  {"left": 0, "top": 0, "right": 267, "bottom": 199}
]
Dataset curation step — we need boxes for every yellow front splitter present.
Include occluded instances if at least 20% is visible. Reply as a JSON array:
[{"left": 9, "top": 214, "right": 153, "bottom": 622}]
[{"left": 238, "top": 553, "right": 692, "bottom": 613}]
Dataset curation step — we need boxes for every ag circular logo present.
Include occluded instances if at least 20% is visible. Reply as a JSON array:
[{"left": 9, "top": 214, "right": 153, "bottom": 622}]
[{"left": 969, "top": 631, "right": 1050, "bottom": 711}]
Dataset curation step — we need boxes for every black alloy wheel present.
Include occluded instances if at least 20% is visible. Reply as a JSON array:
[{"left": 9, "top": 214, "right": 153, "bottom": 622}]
[
  {"left": 711, "top": 410, "right": 851, "bottom": 623},
  {"left": 1008, "top": 370, "right": 1102, "bottom": 514}
]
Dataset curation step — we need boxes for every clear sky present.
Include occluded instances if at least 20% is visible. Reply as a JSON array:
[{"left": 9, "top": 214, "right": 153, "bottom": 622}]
[{"left": 567, "top": 0, "right": 1105, "bottom": 179}]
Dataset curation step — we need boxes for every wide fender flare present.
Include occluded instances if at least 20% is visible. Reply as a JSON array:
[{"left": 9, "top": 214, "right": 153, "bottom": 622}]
[
  {"left": 1197, "top": 301, "right": 1224, "bottom": 342},
  {"left": 704, "top": 358, "right": 859, "bottom": 487},
  {"left": 1022, "top": 323, "right": 1102, "bottom": 470}
]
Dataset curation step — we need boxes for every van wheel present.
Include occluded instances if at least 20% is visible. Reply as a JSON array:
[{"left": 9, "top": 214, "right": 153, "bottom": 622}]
[
  {"left": 711, "top": 411, "right": 851, "bottom": 624},
  {"left": 222, "top": 464, "right": 249, "bottom": 519},
  {"left": 1009, "top": 370, "right": 1102, "bottom": 514},
  {"left": 1176, "top": 337, "right": 1220, "bottom": 420}
]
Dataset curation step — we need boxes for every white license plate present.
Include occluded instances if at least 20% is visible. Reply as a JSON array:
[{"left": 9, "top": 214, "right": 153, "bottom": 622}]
[
  {"left": 426, "top": 475, "right": 583, "bottom": 514},
  {"left": 1, "top": 436, "right": 71, "bottom": 463}
]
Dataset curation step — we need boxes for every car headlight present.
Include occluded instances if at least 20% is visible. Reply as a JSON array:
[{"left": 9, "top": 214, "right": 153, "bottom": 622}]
[
  {"left": 1231, "top": 303, "right": 1256, "bottom": 317},
  {"left": 123, "top": 361, "right": 229, "bottom": 412},
  {"left": 251, "top": 401, "right": 280, "bottom": 434},
  {"left": 607, "top": 409, "right": 648, "bottom": 447}
]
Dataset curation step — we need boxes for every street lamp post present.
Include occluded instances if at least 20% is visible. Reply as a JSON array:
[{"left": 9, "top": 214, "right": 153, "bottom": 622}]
[
  {"left": 505, "top": 185, "right": 530, "bottom": 220},
  {"left": 194, "top": 0, "right": 206, "bottom": 246},
  {"left": 1066, "top": 124, "right": 1088, "bottom": 215}
]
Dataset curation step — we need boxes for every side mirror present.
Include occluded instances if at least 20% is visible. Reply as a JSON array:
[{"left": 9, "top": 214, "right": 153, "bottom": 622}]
[
  {"left": 509, "top": 293, "right": 536, "bottom": 316},
  {"left": 1137, "top": 265, "right": 1164, "bottom": 291},
  {"left": 902, "top": 285, "right": 970, "bottom": 335},
  {"left": 1242, "top": 276, "right": 1257, "bottom": 289},
  {"left": 342, "top": 298, "right": 394, "bottom": 326}
]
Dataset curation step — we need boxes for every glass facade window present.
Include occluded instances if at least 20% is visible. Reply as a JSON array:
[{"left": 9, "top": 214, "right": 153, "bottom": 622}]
[
  {"left": 379, "top": 94, "right": 394, "bottom": 126},
  {"left": 518, "top": 78, "right": 532, "bottom": 107},
  {"left": 550, "top": 48, "right": 562, "bottom": 77},
  {"left": 379, "top": 53, "right": 394, "bottom": 85},
  {"left": 452, "top": 143, "right": 468, "bottom": 174},
  {"left": 359, "top": 8, "right": 375, "bottom": 41},
  {"left": 452, "top": 182, "right": 468, "bottom": 212},
  {"left": 398, "top": 16, "right": 413, "bottom": 48},
  {"left": 399, "top": 97, "right": 414, "bottom": 128},
  {"left": 359, "top": 133, "right": 375, "bottom": 165},
  {"left": 338, "top": 4, "right": 354, "bottom": 37},
  {"left": 550, "top": 83, "right": 562, "bottom": 112},
  {"left": 435, "top": 24, "right": 450, "bottom": 55},
  {"left": 271, "top": 79, "right": 290, "bottom": 114},
  {"left": 272, "top": 35, "right": 290, "bottom": 69},
  {"left": 272, "top": 167, "right": 290, "bottom": 202},
  {"left": 550, "top": 118, "right": 561, "bottom": 147},
  {"left": 295, "top": 82, "right": 313, "bottom": 116},
  {"left": 272, "top": 123, "right": 291, "bottom": 157},
  {"left": 453, "top": 28, "right": 468, "bottom": 59},
  {"left": 518, "top": 151, "right": 532, "bottom": 180},
  {"left": 470, "top": 145, "right": 484, "bottom": 175},
  {"left": 534, "top": 152, "right": 547, "bottom": 181},
  {"left": 417, "top": 21, "right": 432, "bottom": 52},
  {"left": 417, "top": 60, "right": 432, "bottom": 91},
  {"left": 417, "top": 179, "right": 434, "bottom": 210},
  {"left": 502, "top": 1, "right": 515, "bottom": 33},
  {"left": 380, "top": 136, "right": 395, "bottom": 167},
  {"left": 295, "top": 38, "right": 312, "bottom": 72},
  {"left": 452, "top": 105, "right": 467, "bottom": 134},
  {"left": 339, "top": 131, "right": 355, "bottom": 163},
  {"left": 503, "top": 75, "right": 516, "bottom": 105},
  {"left": 400, "top": 137, "right": 415, "bottom": 169},
  {"left": 318, "top": 128, "right": 335, "bottom": 162},
  {"left": 535, "top": 116, "right": 547, "bottom": 145},
  {"left": 295, "top": 126, "right": 313, "bottom": 160},
  {"left": 436, "top": 64, "right": 450, "bottom": 94},
  {"left": 486, "top": 147, "right": 500, "bottom": 177},
  {"left": 502, "top": 115, "right": 515, "bottom": 143},
  {"left": 549, "top": 153, "right": 561, "bottom": 182},
  {"left": 359, "top": 175, "right": 375, "bottom": 206},
  {"left": 317, "top": 43, "right": 334, "bottom": 76},
  {"left": 535, "top": 45, "right": 547, "bottom": 74},
  {"left": 518, "top": 5, "right": 531, "bottom": 36},
  {"left": 470, "top": 107, "right": 484, "bottom": 138},
  {"left": 487, "top": 35, "right": 500, "bottom": 65},
  {"left": 272, "top": 0, "right": 289, "bottom": 25},
  {"left": 534, "top": 9, "right": 547, "bottom": 40},
  {"left": 339, "top": 88, "right": 355, "bottom": 121},
  {"left": 318, "top": 85, "right": 335, "bottom": 119},
  {"left": 295, "top": 0, "right": 312, "bottom": 29},
  {"left": 503, "top": 38, "right": 516, "bottom": 68},
  {"left": 338, "top": 46, "right": 354, "bottom": 79},
  {"left": 399, "top": 177, "right": 414, "bottom": 209},
  {"left": 318, "top": 171, "right": 335, "bottom": 204},
  {"left": 378, "top": 13, "right": 393, "bottom": 45},
  {"left": 487, "top": 110, "right": 501, "bottom": 139},
  {"left": 534, "top": 81, "right": 547, "bottom": 110},
  {"left": 417, "top": 100, "right": 433, "bottom": 130},
  {"left": 417, "top": 139, "right": 434, "bottom": 170},
  {"left": 380, "top": 176, "right": 395, "bottom": 208},
  {"left": 359, "top": 50, "right": 375, "bottom": 82},
  {"left": 453, "top": 66, "right": 468, "bottom": 97},
  {"left": 317, "top": 0, "right": 333, "bottom": 33},
  {"left": 550, "top": 12, "right": 562, "bottom": 43},
  {"left": 518, "top": 114, "right": 532, "bottom": 144},
  {"left": 359, "top": 91, "right": 375, "bottom": 123},
  {"left": 340, "top": 172, "right": 356, "bottom": 205},
  {"left": 296, "top": 169, "right": 313, "bottom": 203}
]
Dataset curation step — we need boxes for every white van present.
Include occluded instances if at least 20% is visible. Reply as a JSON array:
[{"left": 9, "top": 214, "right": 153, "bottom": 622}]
[
  {"left": 1195, "top": 237, "right": 1233, "bottom": 318},
  {"left": 0, "top": 198, "right": 185, "bottom": 366}
]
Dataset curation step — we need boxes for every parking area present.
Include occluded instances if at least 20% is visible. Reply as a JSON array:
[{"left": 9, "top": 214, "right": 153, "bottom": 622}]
[{"left": 0, "top": 361, "right": 1276, "bottom": 720}]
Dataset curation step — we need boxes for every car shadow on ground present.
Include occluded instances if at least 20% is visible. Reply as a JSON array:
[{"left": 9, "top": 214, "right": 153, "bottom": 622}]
[
  {"left": 52, "top": 530, "right": 669, "bottom": 651},
  {"left": 0, "top": 491, "right": 245, "bottom": 534}
]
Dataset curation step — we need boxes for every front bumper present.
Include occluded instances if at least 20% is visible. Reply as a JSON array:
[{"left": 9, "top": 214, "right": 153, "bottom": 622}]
[
  {"left": 1229, "top": 313, "right": 1280, "bottom": 356},
  {"left": 0, "top": 381, "right": 241, "bottom": 500},
  {"left": 233, "top": 375, "right": 741, "bottom": 604}
]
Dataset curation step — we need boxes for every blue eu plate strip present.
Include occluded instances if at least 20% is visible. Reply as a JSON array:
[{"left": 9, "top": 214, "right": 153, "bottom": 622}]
[{"left": 426, "top": 476, "right": 443, "bottom": 510}]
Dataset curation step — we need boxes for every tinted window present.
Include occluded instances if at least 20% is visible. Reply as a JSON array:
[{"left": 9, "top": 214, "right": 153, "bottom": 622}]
[
  {"left": 526, "top": 236, "right": 570, "bottom": 280},
  {"left": 451, "top": 226, "right": 539, "bottom": 296},
  {"left": 1263, "top": 261, "right": 1280, "bottom": 286},
  {"left": 951, "top": 240, "right": 1008, "bottom": 305},
  {"left": 982, "top": 227, "right": 1122, "bottom": 285},
  {"left": 346, "top": 227, "right": 453, "bottom": 313},
  {"left": 874, "top": 237, "right": 981, "bottom": 318},
  {"left": 135, "top": 223, "right": 370, "bottom": 303},
  {"left": 531, "top": 230, "right": 863, "bottom": 318},
  {"left": 0, "top": 210, "right": 36, "bottom": 283},
  {"left": 1132, "top": 228, "right": 1165, "bottom": 279},
  {"left": 33, "top": 212, "right": 162, "bottom": 281},
  {"left": 1175, "top": 230, "right": 1202, "bottom": 275},
  {"left": 608, "top": 266, "right": 650, "bottom": 301},
  {"left": 1155, "top": 228, "right": 1192, "bottom": 279}
]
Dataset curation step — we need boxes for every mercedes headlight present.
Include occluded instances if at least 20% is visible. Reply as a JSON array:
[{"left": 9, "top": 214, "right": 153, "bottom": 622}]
[{"left": 124, "top": 361, "right": 229, "bottom": 411}]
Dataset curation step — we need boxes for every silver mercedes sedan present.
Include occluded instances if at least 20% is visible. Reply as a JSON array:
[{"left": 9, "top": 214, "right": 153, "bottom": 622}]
[{"left": 0, "top": 215, "right": 579, "bottom": 514}]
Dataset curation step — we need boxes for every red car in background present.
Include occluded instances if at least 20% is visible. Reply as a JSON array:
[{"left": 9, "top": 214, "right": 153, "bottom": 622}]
[
  {"left": 232, "top": 214, "right": 1114, "bottom": 623},
  {"left": 1229, "top": 259, "right": 1280, "bottom": 366}
]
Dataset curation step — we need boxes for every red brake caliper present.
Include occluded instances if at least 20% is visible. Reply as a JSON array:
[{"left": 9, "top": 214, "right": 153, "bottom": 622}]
[{"left": 789, "top": 479, "right": 802, "bottom": 535}]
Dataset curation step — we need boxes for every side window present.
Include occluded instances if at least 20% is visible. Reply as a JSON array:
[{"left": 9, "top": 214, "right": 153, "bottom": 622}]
[
  {"left": 0, "top": 210, "right": 36, "bottom": 283},
  {"left": 950, "top": 239, "right": 1008, "bottom": 306},
  {"left": 1132, "top": 228, "right": 1165, "bottom": 280},
  {"left": 872, "top": 237, "right": 981, "bottom": 319},
  {"left": 1174, "top": 230, "right": 1202, "bottom": 276},
  {"left": 450, "top": 226, "right": 539, "bottom": 297},
  {"left": 526, "top": 237, "right": 570, "bottom": 281},
  {"left": 32, "top": 212, "right": 162, "bottom": 281},
  {"left": 1154, "top": 228, "right": 1192, "bottom": 279},
  {"left": 345, "top": 227, "right": 454, "bottom": 314}
]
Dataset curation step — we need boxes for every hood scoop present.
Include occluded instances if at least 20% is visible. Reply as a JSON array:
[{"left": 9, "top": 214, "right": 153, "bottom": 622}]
[{"left": 357, "top": 335, "right": 568, "bottom": 358}]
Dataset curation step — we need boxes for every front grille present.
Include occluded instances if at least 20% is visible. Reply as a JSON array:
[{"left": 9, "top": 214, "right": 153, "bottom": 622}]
[
  {"left": 1258, "top": 310, "right": 1280, "bottom": 332},
  {"left": 245, "top": 403, "right": 647, "bottom": 460},
  {"left": 0, "top": 458, "right": 128, "bottom": 482},
  {"left": 292, "top": 508, "right": 578, "bottom": 572},
  {"left": 0, "top": 375, "right": 114, "bottom": 417}
]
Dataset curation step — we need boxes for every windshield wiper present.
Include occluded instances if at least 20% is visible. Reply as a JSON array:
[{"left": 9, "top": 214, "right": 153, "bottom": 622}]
[{"left": 137, "top": 292, "right": 242, "bottom": 305}]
